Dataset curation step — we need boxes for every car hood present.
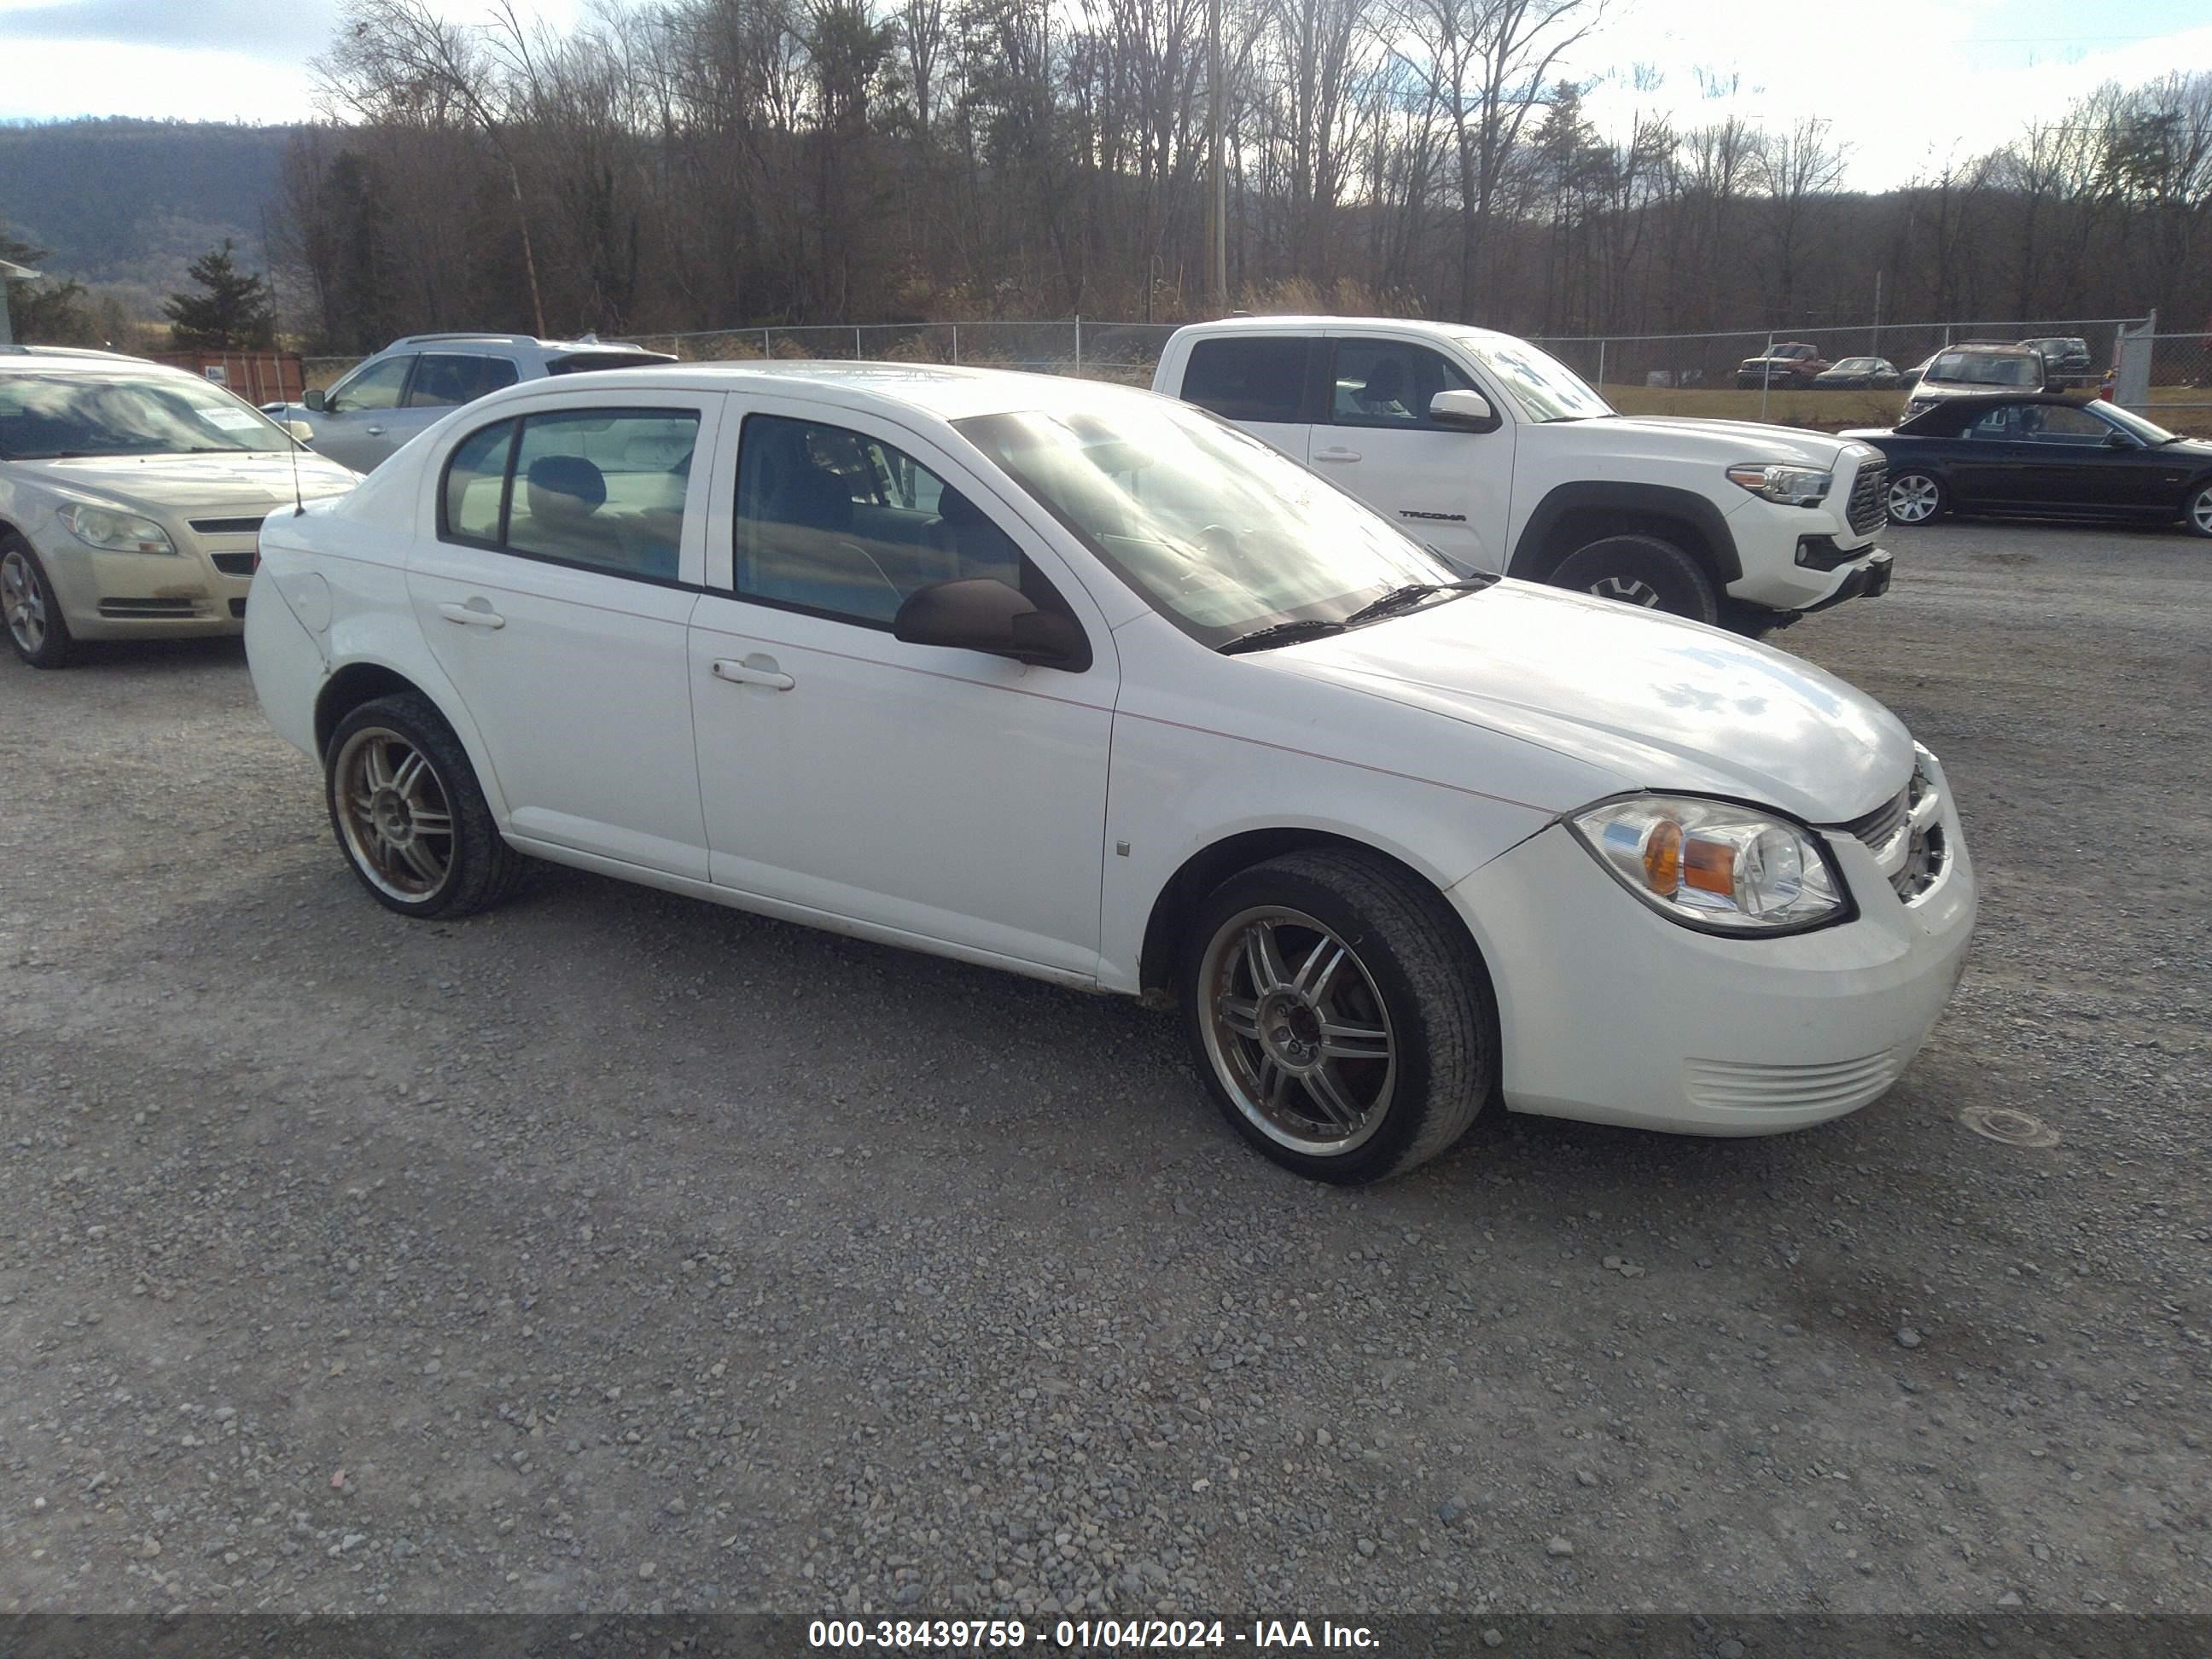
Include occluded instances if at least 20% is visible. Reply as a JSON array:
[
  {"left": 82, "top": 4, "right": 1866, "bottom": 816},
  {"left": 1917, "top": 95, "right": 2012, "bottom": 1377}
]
[
  {"left": 19, "top": 451, "right": 358, "bottom": 515},
  {"left": 1269, "top": 581, "right": 1913, "bottom": 824},
  {"left": 1576, "top": 415, "right": 1860, "bottom": 469}
]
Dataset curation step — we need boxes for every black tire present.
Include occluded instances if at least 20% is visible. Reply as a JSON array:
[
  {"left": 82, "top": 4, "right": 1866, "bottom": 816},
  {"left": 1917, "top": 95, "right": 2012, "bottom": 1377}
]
[
  {"left": 1886, "top": 469, "right": 1946, "bottom": 527},
  {"left": 1180, "top": 848, "right": 1498, "bottom": 1185},
  {"left": 2183, "top": 480, "right": 2212, "bottom": 539},
  {"left": 1550, "top": 533, "right": 1720, "bottom": 625},
  {"left": 1, "top": 533, "right": 77, "bottom": 669},
  {"left": 323, "top": 692, "right": 526, "bottom": 919}
]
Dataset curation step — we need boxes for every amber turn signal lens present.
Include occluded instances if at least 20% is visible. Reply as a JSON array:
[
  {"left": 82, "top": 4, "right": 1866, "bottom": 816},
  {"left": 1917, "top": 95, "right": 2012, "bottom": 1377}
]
[
  {"left": 1641, "top": 818, "right": 1682, "bottom": 892},
  {"left": 1684, "top": 836, "right": 1735, "bottom": 896}
]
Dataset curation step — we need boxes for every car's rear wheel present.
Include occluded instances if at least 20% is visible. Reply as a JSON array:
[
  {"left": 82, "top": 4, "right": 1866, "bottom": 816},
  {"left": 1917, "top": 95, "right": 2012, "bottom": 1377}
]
[
  {"left": 2, "top": 535, "right": 76, "bottom": 669},
  {"left": 1887, "top": 469, "right": 1946, "bottom": 526},
  {"left": 1182, "top": 849, "right": 1496, "bottom": 1185},
  {"left": 1551, "top": 534, "right": 1720, "bottom": 625},
  {"left": 2184, "top": 481, "right": 2212, "bottom": 539},
  {"left": 325, "top": 692, "right": 525, "bottom": 918}
]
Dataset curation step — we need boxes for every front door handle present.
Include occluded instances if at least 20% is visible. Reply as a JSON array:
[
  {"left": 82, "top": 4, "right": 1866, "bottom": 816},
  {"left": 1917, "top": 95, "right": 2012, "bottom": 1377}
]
[
  {"left": 438, "top": 600, "right": 505, "bottom": 629},
  {"left": 1313, "top": 445, "right": 1362, "bottom": 463},
  {"left": 364, "top": 424, "right": 386, "bottom": 436},
  {"left": 713, "top": 655, "right": 795, "bottom": 691}
]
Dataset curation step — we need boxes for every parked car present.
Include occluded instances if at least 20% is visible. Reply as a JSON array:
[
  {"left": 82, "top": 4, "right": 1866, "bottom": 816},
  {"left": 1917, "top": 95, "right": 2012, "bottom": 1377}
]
[
  {"left": 1735, "top": 342, "right": 1832, "bottom": 388},
  {"left": 2018, "top": 336, "right": 2093, "bottom": 383},
  {"left": 1847, "top": 393, "right": 2212, "bottom": 535},
  {"left": 272, "top": 333, "right": 677, "bottom": 473},
  {"left": 1813, "top": 357, "right": 1901, "bottom": 390},
  {"left": 247, "top": 361, "right": 1976, "bottom": 1185},
  {"left": 1151, "top": 317, "right": 1892, "bottom": 633},
  {"left": 1, "top": 345, "right": 357, "bottom": 668},
  {"left": 1902, "top": 344, "right": 2056, "bottom": 417}
]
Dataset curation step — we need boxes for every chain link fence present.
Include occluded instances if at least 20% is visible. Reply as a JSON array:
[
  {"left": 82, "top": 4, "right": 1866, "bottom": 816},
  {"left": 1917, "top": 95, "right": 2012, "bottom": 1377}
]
[{"left": 300, "top": 313, "right": 2211, "bottom": 434}]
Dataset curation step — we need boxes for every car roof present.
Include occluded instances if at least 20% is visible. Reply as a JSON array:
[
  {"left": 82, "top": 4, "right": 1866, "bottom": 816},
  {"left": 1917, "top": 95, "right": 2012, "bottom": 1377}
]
[
  {"left": 0, "top": 346, "right": 207, "bottom": 377},
  {"left": 1167, "top": 314, "right": 1533, "bottom": 351},
  {"left": 454, "top": 359, "right": 1172, "bottom": 424},
  {"left": 1932, "top": 342, "right": 2039, "bottom": 355}
]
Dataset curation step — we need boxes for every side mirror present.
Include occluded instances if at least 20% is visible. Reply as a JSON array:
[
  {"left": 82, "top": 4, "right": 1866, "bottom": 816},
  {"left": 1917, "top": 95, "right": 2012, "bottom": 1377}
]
[
  {"left": 893, "top": 578, "right": 1090, "bottom": 671},
  {"left": 303, "top": 388, "right": 328, "bottom": 412},
  {"left": 1429, "top": 388, "right": 1499, "bottom": 432},
  {"left": 2104, "top": 430, "right": 2133, "bottom": 449},
  {"left": 286, "top": 420, "right": 316, "bottom": 444}
]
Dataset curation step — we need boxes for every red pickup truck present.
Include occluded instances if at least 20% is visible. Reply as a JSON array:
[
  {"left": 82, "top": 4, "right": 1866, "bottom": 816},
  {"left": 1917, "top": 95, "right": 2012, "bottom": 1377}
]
[{"left": 1736, "top": 342, "right": 1833, "bottom": 388}]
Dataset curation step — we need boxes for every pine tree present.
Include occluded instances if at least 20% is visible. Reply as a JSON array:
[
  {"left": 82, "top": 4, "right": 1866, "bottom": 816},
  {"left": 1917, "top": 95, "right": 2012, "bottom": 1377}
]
[
  {"left": 162, "top": 239, "right": 276, "bottom": 350},
  {"left": 2, "top": 230, "right": 93, "bottom": 346}
]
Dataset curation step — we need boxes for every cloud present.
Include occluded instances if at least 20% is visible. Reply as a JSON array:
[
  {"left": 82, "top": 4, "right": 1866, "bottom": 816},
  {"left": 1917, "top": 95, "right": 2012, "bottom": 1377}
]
[{"left": 0, "top": 0, "right": 341, "bottom": 58}]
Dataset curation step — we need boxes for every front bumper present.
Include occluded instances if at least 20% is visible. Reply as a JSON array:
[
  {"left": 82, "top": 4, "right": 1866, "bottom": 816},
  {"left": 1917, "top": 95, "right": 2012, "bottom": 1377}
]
[
  {"left": 1802, "top": 548, "right": 1892, "bottom": 611},
  {"left": 1447, "top": 768, "right": 1975, "bottom": 1135},
  {"left": 33, "top": 527, "right": 257, "bottom": 640}
]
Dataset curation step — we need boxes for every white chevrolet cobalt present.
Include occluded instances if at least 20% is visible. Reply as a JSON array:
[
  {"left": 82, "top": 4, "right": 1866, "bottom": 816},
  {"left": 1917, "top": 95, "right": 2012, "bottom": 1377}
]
[{"left": 246, "top": 363, "right": 1976, "bottom": 1183}]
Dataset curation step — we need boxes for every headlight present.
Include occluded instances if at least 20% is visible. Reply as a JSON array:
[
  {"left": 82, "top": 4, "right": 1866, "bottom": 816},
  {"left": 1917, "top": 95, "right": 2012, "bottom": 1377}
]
[
  {"left": 60, "top": 504, "right": 176, "bottom": 555},
  {"left": 1569, "top": 795, "right": 1847, "bottom": 934},
  {"left": 1726, "top": 463, "right": 1831, "bottom": 508}
]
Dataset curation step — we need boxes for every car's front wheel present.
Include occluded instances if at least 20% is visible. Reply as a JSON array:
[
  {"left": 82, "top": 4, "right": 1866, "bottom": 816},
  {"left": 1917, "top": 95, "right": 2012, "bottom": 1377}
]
[
  {"left": 2184, "top": 481, "right": 2212, "bottom": 539},
  {"left": 2, "top": 535, "right": 75, "bottom": 669},
  {"left": 1182, "top": 849, "right": 1496, "bottom": 1185},
  {"left": 325, "top": 692, "right": 525, "bottom": 918},
  {"left": 1887, "top": 469, "right": 1946, "bottom": 526},
  {"left": 1550, "top": 534, "right": 1720, "bottom": 625}
]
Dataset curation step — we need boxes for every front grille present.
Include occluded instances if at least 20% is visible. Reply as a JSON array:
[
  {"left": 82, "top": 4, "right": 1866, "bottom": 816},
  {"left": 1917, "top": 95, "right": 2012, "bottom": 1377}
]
[
  {"left": 1685, "top": 1050, "right": 1901, "bottom": 1115},
  {"left": 210, "top": 551, "right": 257, "bottom": 576},
  {"left": 1847, "top": 463, "right": 1888, "bottom": 534},
  {"left": 1831, "top": 763, "right": 1948, "bottom": 905},
  {"left": 98, "top": 598, "right": 199, "bottom": 618},
  {"left": 189, "top": 515, "right": 270, "bottom": 536}
]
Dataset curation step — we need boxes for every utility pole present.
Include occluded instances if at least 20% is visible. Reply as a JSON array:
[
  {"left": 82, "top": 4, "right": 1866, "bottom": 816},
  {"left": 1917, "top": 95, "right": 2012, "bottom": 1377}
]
[
  {"left": 1872, "top": 270, "right": 1883, "bottom": 358},
  {"left": 1208, "top": 0, "right": 1226, "bottom": 311}
]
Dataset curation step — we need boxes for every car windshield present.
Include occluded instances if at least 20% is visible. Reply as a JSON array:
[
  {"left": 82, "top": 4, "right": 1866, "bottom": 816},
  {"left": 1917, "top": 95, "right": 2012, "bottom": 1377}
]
[
  {"left": 0, "top": 371, "right": 294, "bottom": 460},
  {"left": 1452, "top": 335, "right": 1614, "bottom": 422},
  {"left": 1928, "top": 352, "right": 2040, "bottom": 387},
  {"left": 1834, "top": 359, "right": 1871, "bottom": 371},
  {"left": 956, "top": 400, "right": 1460, "bottom": 648},
  {"left": 2095, "top": 402, "right": 2180, "bottom": 445}
]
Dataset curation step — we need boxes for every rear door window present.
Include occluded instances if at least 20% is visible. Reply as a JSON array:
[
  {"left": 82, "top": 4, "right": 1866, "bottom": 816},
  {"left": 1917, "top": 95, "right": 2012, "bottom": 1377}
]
[
  {"left": 1180, "top": 337, "right": 1313, "bottom": 424},
  {"left": 408, "top": 354, "right": 520, "bottom": 408}
]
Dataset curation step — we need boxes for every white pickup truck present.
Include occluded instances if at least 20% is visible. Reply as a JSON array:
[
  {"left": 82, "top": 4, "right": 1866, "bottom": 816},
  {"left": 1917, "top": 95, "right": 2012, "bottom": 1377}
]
[{"left": 1150, "top": 316, "right": 1895, "bottom": 632}]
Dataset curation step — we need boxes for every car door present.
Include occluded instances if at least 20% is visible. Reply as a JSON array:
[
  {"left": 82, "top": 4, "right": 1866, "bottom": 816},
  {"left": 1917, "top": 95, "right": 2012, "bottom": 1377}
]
[
  {"left": 405, "top": 393, "right": 721, "bottom": 877},
  {"left": 1314, "top": 333, "right": 1499, "bottom": 575},
  {"left": 687, "top": 400, "right": 1118, "bottom": 978},
  {"left": 1174, "top": 334, "right": 1317, "bottom": 463},
  {"left": 2020, "top": 401, "right": 2163, "bottom": 515},
  {"left": 387, "top": 352, "right": 521, "bottom": 456},
  {"left": 1944, "top": 404, "right": 2036, "bottom": 509},
  {"left": 313, "top": 354, "right": 416, "bottom": 471}
]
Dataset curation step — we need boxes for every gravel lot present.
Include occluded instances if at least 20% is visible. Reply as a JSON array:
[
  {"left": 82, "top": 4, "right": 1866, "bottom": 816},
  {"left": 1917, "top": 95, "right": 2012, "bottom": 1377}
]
[{"left": 2, "top": 518, "right": 2207, "bottom": 1621}]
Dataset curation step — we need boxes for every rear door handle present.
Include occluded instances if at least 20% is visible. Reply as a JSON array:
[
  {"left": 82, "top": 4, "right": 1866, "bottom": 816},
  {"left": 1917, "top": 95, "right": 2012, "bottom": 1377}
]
[
  {"left": 1313, "top": 446, "right": 1362, "bottom": 463},
  {"left": 713, "top": 655, "right": 795, "bottom": 691},
  {"left": 438, "top": 600, "right": 505, "bottom": 629}
]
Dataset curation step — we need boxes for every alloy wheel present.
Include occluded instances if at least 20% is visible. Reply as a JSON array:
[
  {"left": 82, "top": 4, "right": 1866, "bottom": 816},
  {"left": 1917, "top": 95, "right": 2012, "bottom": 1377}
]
[
  {"left": 2192, "top": 487, "right": 2212, "bottom": 537},
  {"left": 332, "top": 725, "right": 457, "bottom": 902},
  {"left": 2, "top": 550, "right": 46, "bottom": 655},
  {"left": 1196, "top": 905, "right": 1397, "bottom": 1156},
  {"left": 1588, "top": 574, "right": 1662, "bottom": 608},
  {"left": 1889, "top": 474, "right": 1940, "bottom": 523}
]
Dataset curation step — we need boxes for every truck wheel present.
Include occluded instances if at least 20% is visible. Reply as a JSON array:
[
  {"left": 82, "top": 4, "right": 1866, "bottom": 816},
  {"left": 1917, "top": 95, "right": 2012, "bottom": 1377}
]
[{"left": 1551, "top": 535, "right": 1719, "bottom": 626}]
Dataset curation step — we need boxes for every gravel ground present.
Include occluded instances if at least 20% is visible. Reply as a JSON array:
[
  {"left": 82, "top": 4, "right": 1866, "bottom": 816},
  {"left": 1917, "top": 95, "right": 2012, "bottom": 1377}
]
[{"left": 1, "top": 517, "right": 2207, "bottom": 1621}]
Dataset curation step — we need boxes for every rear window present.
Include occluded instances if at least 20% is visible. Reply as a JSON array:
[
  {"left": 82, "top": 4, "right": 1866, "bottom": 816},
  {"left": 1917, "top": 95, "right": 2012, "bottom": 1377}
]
[
  {"left": 1179, "top": 336, "right": 1312, "bottom": 424},
  {"left": 1928, "top": 352, "right": 2040, "bottom": 387}
]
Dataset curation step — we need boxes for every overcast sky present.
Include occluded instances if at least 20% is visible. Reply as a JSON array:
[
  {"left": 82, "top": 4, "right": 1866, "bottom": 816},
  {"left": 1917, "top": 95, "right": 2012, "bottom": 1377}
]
[{"left": 0, "top": 0, "right": 2206, "bottom": 190}]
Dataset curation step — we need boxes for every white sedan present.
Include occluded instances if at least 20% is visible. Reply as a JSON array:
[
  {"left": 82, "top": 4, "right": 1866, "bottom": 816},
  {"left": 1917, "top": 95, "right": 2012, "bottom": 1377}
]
[{"left": 245, "top": 362, "right": 1976, "bottom": 1183}]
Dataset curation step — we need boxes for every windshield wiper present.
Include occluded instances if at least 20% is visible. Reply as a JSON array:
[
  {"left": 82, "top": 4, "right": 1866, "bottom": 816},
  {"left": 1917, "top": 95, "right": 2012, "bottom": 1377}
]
[
  {"left": 1218, "top": 617, "right": 1349, "bottom": 655},
  {"left": 1341, "top": 576, "right": 1498, "bottom": 626}
]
